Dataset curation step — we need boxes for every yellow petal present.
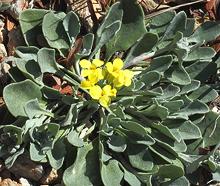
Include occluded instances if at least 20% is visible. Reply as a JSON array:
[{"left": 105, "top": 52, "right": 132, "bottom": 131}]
[
  {"left": 124, "top": 78, "right": 132, "bottom": 87},
  {"left": 88, "top": 71, "right": 99, "bottom": 84},
  {"left": 102, "top": 85, "right": 112, "bottom": 96},
  {"left": 124, "top": 70, "right": 134, "bottom": 78},
  {"left": 81, "top": 69, "right": 91, "bottom": 77},
  {"left": 92, "top": 59, "right": 104, "bottom": 67},
  {"left": 117, "top": 71, "right": 125, "bottom": 83},
  {"left": 90, "top": 85, "right": 102, "bottom": 100},
  {"left": 113, "top": 58, "right": 124, "bottom": 71},
  {"left": 111, "top": 88, "right": 117, "bottom": 97},
  {"left": 80, "top": 80, "right": 93, "bottom": 89},
  {"left": 99, "top": 95, "right": 111, "bottom": 108},
  {"left": 96, "top": 68, "right": 104, "bottom": 80},
  {"left": 113, "top": 78, "right": 123, "bottom": 88},
  {"left": 106, "top": 62, "right": 113, "bottom": 73},
  {"left": 80, "top": 59, "right": 91, "bottom": 69}
]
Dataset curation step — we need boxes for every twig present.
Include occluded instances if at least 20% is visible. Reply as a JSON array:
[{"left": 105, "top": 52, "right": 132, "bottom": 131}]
[{"left": 145, "top": 0, "right": 207, "bottom": 19}]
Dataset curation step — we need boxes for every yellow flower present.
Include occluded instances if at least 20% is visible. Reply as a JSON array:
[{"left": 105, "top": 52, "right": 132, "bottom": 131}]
[
  {"left": 80, "top": 59, "right": 104, "bottom": 81},
  {"left": 80, "top": 80, "right": 94, "bottom": 89},
  {"left": 113, "top": 70, "right": 134, "bottom": 88},
  {"left": 89, "top": 85, "right": 117, "bottom": 107},
  {"left": 80, "top": 59, "right": 105, "bottom": 88},
  {"left": 105, "top": 58, "right": 124, "bottom": 77}
]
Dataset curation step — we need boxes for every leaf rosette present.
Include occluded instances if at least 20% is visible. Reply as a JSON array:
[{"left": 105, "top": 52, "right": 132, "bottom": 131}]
[{"left": 1, "top": 0, "right": 220, "bottom": 185}]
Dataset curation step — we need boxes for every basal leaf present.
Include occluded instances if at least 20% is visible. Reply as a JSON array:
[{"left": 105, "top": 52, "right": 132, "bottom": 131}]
[
  {"left": 63, "top": 140, "right": 101, "bottom": 186},
  {"left": 106, "top": 0, "right": 146, "bottom": 58},
  {"left": 42, "top": 12, "right": 70, "bottom": 56},
  {"left": 101, "top": 159, "right": 124, "bottom": 186},
  {"left": 3, "top": 80, "right": 42, "bottom": 117},
  {"left": 19, "top": 9, "right": 48, "bottom": 45}
]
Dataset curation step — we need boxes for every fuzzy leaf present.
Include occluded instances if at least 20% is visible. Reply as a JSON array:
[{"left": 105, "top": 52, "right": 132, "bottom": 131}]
[
  {"left": 165, "top": 64, "right": 191, "bottom": 85},
  {"left": 106, "top": 0, "right": 146, "bottom": 58},
  {"left": 19, "top": 9, "right": 48, "bottom": 45},
  {"left": 63, "top": 141, "right": 101, "bottom": 186},
  {"left": 37, "top": 48, "right": 59, "bottom": 74},
  {"left": 125, "top": 33, "right": 158, "bottom": 63},
  {"left": 3, "top": 80, "right": 42, "bottom": 117},
  {"left": 42, "top": 12, "right": 70, "bottom": 56},
  {"left": 188, "top": 21, "right": 220, "bottom": 44},
  {"left": 62, "top": 11, "right": 80, "bottom": 44},
  {"left": 101, "top": 160, "right": 124, "bottom": 186},
  {"left": 145, "top": 55, "right": 173, "bottom": 73},
  {"left": 127, "top": 144, "right": 154, "bottom": 171}
]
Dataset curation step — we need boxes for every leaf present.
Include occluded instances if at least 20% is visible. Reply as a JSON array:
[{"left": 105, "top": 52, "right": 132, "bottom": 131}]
[
  {"left": 62, "top": 104, "right": 78, "bottom": 126},
  {"left": 179, "top": 80, "right": 200, "bottom": 95},
  {"left": 144, "top": 55, "right": 173, "bottom": 73},
  {"left": 15, "top": 58, "right": 42, "bottom": 83},
  {"left": 90, "top": 21, "right": 121, "bottom": 58},
  {"left": 140, "top": 71, "right": 161, "bottom": 87},
  {"left": 183, "top": 18, "right": 195, "bottom": 37},
  {"left": 157, "top": 84, "right": 180, "bottom": 100},
  {"left": 47, "top": 138, "right": 66, "bottom": 170},
  {"left": 3, "top": 80, "right": 42, "bottom": 117},
  {"left": 188, "top": 21, "right": 220, "bottom": 44},
  {"left": 162, "top": 100, "right": 184, "bottom": 112},
  {"left": 122, "top": 129, "right": 155, "bottom": 146},
  {"left": 186, "top": 61, "right": 217, "bottom": 82},
  {"left": 29, "top": 142, "right": 46, "bottom": 161},
  {"left": 2, "top": 125, "right": 23, "bottom": 145},
  {"left": 161, "top": 176, "right": 189, "bottom": 186},
  {"left": 63, "top": 140, "right": 101, "bottom": 186},
  {"left": 158, "top": 164, "right": 184, "bottom": 180},
  {"left": 67, "top": 130, "right": 84, "bottom": 147},
  {"left": 123, "top": 167, "right": 141, "bottom": 186},
  {"left": 163, "top": 11, "right": 187, "bottom": 40},
  {"left": 106, "top": 0, "right": 146, "bottom": 58},
  {"left": 75, "top": 33, "right": 94, "bottom": 60},
  {"left": 176, "top": 100, "right": 209, "bottom": 116},
  {"left": 42, "top": 12, "right": 70, "bottom": 56},
  {"left": 120, "top": 121, "right": 148, "bottom": 136},
  {"left": 184, "top": 47, "right": 216, "bottom": 61},
  {"left": 4, "top": 147, "right": 25, "bottom": 168},
  {"left": 37, "top": 48, "right": 59, "bottom": 74},
  {"left": 148, "top": 11, "right": 175, "bottom": 35},
  {"left": 97, "top": 2, "right": 123, "bottom": 38},
  {"left": 125, "top": 33, "right": 158, "bottom": 63},
  {"left": 107, "top": 134, "right": 127, "bottom": 152},
  {"left": 178, "top": 121, "right": 202, "bottom": 140},
  {"left": 165, "top": 64, "right": 191, "bottom": 85},
  {"left": 126, "top": 144, "right": 154, "bottom": 171},
  {"left": 188, "top": 85, "right": 218, "bottom": 103},
  {"left": 198, "top": 111, "right": 220, "bottom": 147},
  {"left": 101, "top": 159, "right": 124, "bottom": 186},
  {"left": 19, "top": 9, "right": 48, "bottom": 45},
  {"left": 62, "top": 11, "right": 80, "bottom": 44},
  {"left": 24, "top": 98, "right": 54, "bottom": 119},
  {"left": 140, "top": 102, "right": 169, "bottom": 120},
  {"left": 15, "top": 46, "right": 39, "bottom": 61}
]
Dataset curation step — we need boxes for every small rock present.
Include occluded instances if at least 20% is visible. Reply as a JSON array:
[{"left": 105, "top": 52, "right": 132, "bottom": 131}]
[
  {"left": 0, "top": 44, "right": 7, "bottom": 60},
  {"left": 39, "top": 168, "right": 60, "bottom": 185},
  {"left": 19, "top": 178, "right": 32, "bottom": 186},
  {"left": 0, "top": 178, "right": 21, "bottom": 186},
  {"left": 9, "top": 155, "right": 44, "bottom": 181}
]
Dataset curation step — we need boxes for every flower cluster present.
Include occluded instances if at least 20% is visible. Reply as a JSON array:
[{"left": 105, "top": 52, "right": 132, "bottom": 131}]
[{"left": 80, "top": 58, "right": 134, "bottom": 107}]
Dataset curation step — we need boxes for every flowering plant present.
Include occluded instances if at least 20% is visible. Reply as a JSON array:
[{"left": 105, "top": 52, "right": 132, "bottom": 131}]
[{"left": 1, "top": 0, "right": 220, "bottom": 185}]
